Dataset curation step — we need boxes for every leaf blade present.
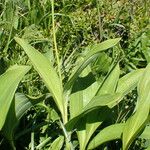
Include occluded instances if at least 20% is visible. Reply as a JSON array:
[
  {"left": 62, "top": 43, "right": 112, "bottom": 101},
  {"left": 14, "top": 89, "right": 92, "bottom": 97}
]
[
  {"left": 65, "top": 38, "right": 121, "bottom": 91},
  {"left": 123, "top": 64, "right": 150, "bottom": 150},
  {"left": 87, "top": 123, "right": 124, "bottom": 149},
  {"left": 15, "top": 37, "right": 65, "bottom": 116},
  {"left": 0, "top": 65, "right": 30, "bottom": 130}
]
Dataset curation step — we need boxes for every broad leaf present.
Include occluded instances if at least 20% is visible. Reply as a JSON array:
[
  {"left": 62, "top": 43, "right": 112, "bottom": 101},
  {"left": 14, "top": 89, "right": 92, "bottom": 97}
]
[
  {"left": 83, "top": 93, "right": 122, "bottom": 113},
  {"left": 15, "top": 37, "right": 65, "bottom": 117},
  {"left": 66, "top": 93, "right": 122, "bottom": 131},
  {"left": 68, "top": 64, "right": 121, "bottom": 150},
  {"left": 49, "top": 136, "right": 64, "bottom": 150},
  {"left": 96, "top": 63, "right": 120, "bottom": 95},
  {"left": 140, "top": 124, "right": 150, "bottom": 139},
  {"left": 77, "top": 108, "right": 111, "bottom": 150},
  {"left": 123, "top": 64, "right": 150, "bottom": 150},
  {"left": 0, "top": 65, "right": 30, "bottom": 130},
  {"left": 70, "top": 66, "right": 98, "bottom": 119},
  {"left": 117, "top": 69, "right": 144, "bottom": 96},
  {"left": 65, "top": 38, "right": 121, "bottom": 91},
  {"left": 79, "top": 63, "right": 120, "bottom": 149},
  {"left": 2, "top": 93, "right": 44, "bottom": 141},
  {"left": 87, "top": 123, "right": 124, "bottom": 149}
]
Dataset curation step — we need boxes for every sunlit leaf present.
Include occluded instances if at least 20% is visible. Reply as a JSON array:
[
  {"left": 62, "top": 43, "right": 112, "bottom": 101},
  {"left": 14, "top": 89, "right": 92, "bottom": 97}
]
[
  {"left": 96, "top": 63, "right": 120, "bottom": 95},
  {"left": 15, "top": 37, "right": 65, "bottom": 117},
  {"left": 123, "top": 64, "right": 150, "bottom": 150},
  {"left": 79, "top": 63, "right": 120, "bottom": 149},
  {"left": 87, "top": 123, "right": 124, "bottom": 149},
  {"left": 66, "top": 93, "right": 122, "bottom": 131},
  {"left": 117, "top": 69, "right": 144, "bottom": 96},
  {"left": 0, "top": 65, "right": 30, "bottom": 130},
  {"left": 65, "top": 38, "right": 121, "bottom": 91},
  {"left": 49, "top": 136, "right": 64, "bottom": 150},
  {"left": 70, "top": 66, "right": 98, "bottom": 119}
]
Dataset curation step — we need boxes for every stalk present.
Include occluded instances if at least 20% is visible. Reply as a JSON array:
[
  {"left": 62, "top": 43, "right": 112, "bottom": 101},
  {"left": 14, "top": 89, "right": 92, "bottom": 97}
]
[
  {"left": 31, "top": 132, "right": 34, "bottom": 150},
  {"left": 59, "top": 120, "right": 74, "bottom": 150},
  {"left": 51, "top": 1, "right": 70, "bottom": 148},
  {"left": 51, "top": 0, "right": 67, "bottom": 124},
  {"left": 96, "top": 0, "right": 103, "bottom": 41},
  {"left": 51, "top": 0, "right": 62, "bottom": 81}
]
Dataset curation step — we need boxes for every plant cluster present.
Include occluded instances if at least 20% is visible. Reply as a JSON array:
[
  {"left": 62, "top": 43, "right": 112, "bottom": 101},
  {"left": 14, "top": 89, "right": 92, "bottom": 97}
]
[{"left": 0, "top": 0, "right": 150, "bottom": 150}]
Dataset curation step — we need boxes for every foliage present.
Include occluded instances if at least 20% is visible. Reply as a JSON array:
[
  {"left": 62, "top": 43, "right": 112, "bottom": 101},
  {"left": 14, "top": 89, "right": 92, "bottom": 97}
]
[{"left": 0, "top": 0, "right": 150, "bottom": 150}]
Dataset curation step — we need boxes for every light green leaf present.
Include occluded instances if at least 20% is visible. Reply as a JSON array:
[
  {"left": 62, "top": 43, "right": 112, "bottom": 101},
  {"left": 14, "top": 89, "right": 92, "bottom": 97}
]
[
  {"left": 49, "top": 136, "right": 64, "bottom": 150},
  {"left": 83, "top": 93, "right": 122, "bottom": 113},
  {"left": 140, "top": 125, "right": 150, "bottom": 139},
  {"left": 65, "top": 38, "right": 121, "bottom": 91},
  {"left": 66, "top": 93, "right": 122, "bottom": 131},
  {"left": 79, "top": 63, "right": 120, "bottom": 149},
  {"left": 123, "top": 64, "right": 150, "bottom": 150},
  {"left": 15, "top": 37, "right": 65, "bottom": 117},
  {"left": 146, "top": 147, "right": 150, "bottom": 150},
  {"left": 96, "top": 63, "right": 120, "bottom": 95},
  {"left": 87, "top": 123, "right": 124, "bottom": 149},
  {"left": 67, "top": 63, "right": 121, "bottom": 142},
  {"left": 77, "top": 108, "right": 110, "bottom": 150},
  {"left": 0, "top": 65, "right": 30, "bottom": 130},
  {"left": 70, "top": 66, "right": 98, "bottom": 119},
  {"left": 117, "top": 69, "right": 144, "bottom": 96}
]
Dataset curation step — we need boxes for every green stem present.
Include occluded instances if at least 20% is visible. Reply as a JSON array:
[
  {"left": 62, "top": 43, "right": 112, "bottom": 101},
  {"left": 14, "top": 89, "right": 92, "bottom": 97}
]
[
  {"left": 51, "top": 0, "right": 62, "bottom": 81},
  {"left": 51, "top": 0, "right": 67, "bottom": 129},
  {"left": 31, "top": 132, "right": 34, "bottom": 150},
  {"left": 96, "top": 0, "right": 103, "bottom": 41},
  {"left": 59, "top": 120, "right": 74, "bottom": 150},
  {"left": 10, "top": 140, "right": 16, "bottom": 150}
]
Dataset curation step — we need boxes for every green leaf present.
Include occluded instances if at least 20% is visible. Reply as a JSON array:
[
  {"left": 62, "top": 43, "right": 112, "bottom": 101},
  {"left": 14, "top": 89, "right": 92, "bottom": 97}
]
[
  {"left": 65, "top": 38, "right": 121, "bottom": 91},
  {"left": 146, "top": 147, "right": 150, "bottom": 150},
  {"left": 70, "top": 66, "right": 98, "bottom": 119},
  {"left": 69, "top": 66, "right": 99, "bottom": 150},
  {"left": 87, "top": 123, "right": 124, "bottom": 149},
  {"left": 77, "top": 108, "right": 110, "bottom": 150},
  {"left": 2, "top": 93, "right": 43, "bottom": 141},
  {"left": 49, "top": 136, "right": 64, "bottom": 150},
  {"left": 78, "top": 63, "right": 120, "bottom": 149},
  {"left": 0, "top": 65, "right": 30, "bottom": 130},
  {"left": 66, "top": 93, "right": 122, "bottom": 131},
  {"left": 117, "top": 69, "right": 144, "bottom": 96},
  {"left": 96, "top": 63, "right": 120, "bottom": 95},
  {"left": 123, "top": 64, "right": 150, "bottom": 150},
  {"left": 67, "top": 63, "right": 121, "bottom": 137},
  {"left": 140, "top": 125, "right": 150, "bottom": 139},
  {"left": 83, "top": 93, "right": 122, "bottom": 113},
  {"left": 15, "top": 37, "right": 65, "bottom": 117}
]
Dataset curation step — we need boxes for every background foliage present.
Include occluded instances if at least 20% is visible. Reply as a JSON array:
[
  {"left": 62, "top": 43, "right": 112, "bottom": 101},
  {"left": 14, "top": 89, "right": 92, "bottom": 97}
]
[{"left": 0, "top": 0, "right": 150, "bottom": 150}]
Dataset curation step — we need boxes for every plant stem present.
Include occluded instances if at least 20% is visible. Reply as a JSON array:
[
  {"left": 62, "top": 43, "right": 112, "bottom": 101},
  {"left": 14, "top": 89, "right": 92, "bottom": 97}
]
[
  {"left": 59, "top": 120, "right": 74, "bottom": 150},
  {"left": 51, "top": 0, "right": 62, "bottom": 81},
  {"left": 96, "top": 0, "right": 103, "bottom": 41},
  {"left": 10, "top": 140, "right": 16, "bottom": 150},
  {"left": 31, "top": 132, "right": 34, "bottom": 150}
]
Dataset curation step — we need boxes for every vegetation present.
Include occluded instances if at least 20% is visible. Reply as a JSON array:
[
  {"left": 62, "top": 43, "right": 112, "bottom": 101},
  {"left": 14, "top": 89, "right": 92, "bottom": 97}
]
[{"left": 0, "top": 0, "right": 150, "bottom": 150}]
